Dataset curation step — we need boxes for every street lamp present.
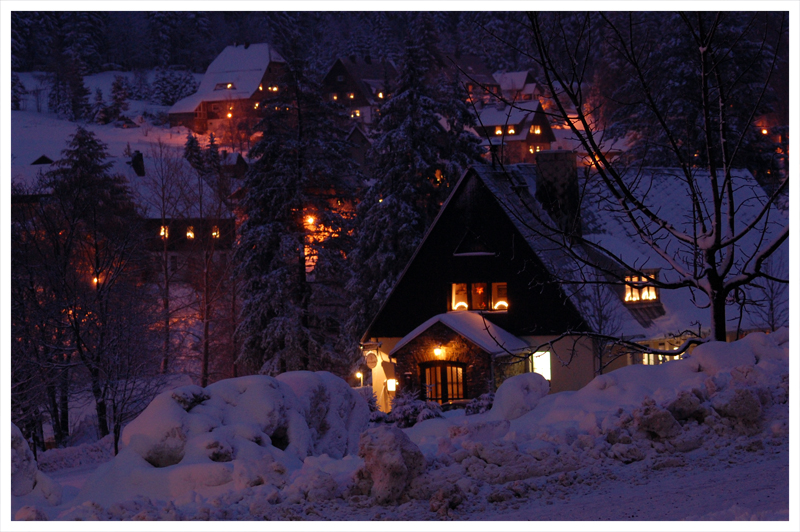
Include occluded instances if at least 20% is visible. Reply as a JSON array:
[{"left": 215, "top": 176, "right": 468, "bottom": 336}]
[{"left": 355, "top": 371, "right": 363, "bottom": 387}]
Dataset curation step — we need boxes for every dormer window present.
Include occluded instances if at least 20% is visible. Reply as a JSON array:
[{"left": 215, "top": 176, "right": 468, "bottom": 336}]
[
  {"left": 451, "top": 282, "right": 508, "bottom": 311},
  {"left": 160, "top": 226, "right": 169, "bottom": 239},
  {"left": 215, "top": 82, "right": 236, "bottom": 91},
  {"left": 624, "top": 273, "right": 658, "bottom": 303},
  {"left": 508, "top": 126, "right": 516, "bottom": 135},
  {"left": 495, "top": 127, "right": 503, "bottom": 136}
]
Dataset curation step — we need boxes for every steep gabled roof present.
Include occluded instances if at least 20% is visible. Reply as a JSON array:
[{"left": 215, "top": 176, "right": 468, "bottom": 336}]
[
  {"left": 389, "top": 311, "right": 529, "bottom": 357},
  {"left": 478, "top": 101, "right": 541, "bottom": 128},
  {"left": 170, "top": 43, "right": 284, "bottom": 114}
]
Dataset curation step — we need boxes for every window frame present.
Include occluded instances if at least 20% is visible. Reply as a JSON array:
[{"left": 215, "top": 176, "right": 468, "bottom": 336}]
[{"left": 451, "top": 282, "right": 508, "bottom": 312}]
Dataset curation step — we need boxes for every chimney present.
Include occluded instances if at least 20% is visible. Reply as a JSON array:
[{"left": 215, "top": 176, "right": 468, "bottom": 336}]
[{"left": 534, "top": 150, "right": 581, "bottom": 237}]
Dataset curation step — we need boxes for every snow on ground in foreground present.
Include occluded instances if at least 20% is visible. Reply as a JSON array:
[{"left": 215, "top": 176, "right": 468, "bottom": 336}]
[{"left": 11, "top": 330, "right": 791, "bottom": 523}]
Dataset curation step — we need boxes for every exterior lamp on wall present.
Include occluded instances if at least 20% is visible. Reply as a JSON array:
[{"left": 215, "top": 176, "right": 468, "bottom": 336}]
[
  {"left": 356, "top": 371, "right": 363, "bottom": 387},
  {"left": 762, "top": 128, "right": 769, "bottom": 135},
  {"left": 227, "top": 112, "right": 232, "bottom": 118},
  {"left": 434, "top": 346, "right": 444, "bottom": 358},
  {"left": 387, "top": 379, "right": 397, "bottom": 392}
]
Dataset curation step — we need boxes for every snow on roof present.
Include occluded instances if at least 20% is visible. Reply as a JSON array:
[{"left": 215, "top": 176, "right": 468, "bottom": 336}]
[
  {"left": 170, "top": 43, "right": 283, "bottom": 114},
  {"left": 478, "top": 101, "right": 540, "bottom": 127},
  {"left": 389, "top": 311, "right": 529, "bottom": 357},
  {"left": 493, "top": 71, "right": 533, "bottom": 92},
  {"left": 581, "top": 167, "right": 788, "bottom": 335}
]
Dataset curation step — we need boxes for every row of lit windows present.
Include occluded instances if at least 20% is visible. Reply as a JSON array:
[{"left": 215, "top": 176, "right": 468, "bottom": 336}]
[
  {"left": 451, "top": 282, "right": 508, "bottom": 311},
  {"left": 641, "top": 353, "right": 681, "bottom": 365},
  {"left": 494, "top": 124, "right": 542, "bottom": 136},
  {"left": 160, "top": 226, "right": 220, "bottom": 240},
  {"left": 624, "top": 275, "right": 658, "bottom": 302}
]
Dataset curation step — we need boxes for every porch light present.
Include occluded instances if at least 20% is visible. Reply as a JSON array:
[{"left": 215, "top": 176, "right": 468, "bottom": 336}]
[
  {"left": 387, "top": 379, "right": 397, "bottom": 392},
  {"left": 356, "top": 372, "right": 363, "bottom": 386},
  {"left": 434, "top": 346, "right": 444, "bottom": 358},
  {"left": 186, "top": 226, "right": 195, "bottom": 239}
]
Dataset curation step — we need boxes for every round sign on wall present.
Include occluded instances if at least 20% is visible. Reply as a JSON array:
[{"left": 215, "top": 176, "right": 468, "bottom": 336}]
[{"left": 365, "top": 352, "right": 378, "bottom": 369}]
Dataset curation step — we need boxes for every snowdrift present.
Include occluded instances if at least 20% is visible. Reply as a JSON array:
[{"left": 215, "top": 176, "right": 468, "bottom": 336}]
[{"left": 13, "top": 330, "right": 789, "bottom": 520}]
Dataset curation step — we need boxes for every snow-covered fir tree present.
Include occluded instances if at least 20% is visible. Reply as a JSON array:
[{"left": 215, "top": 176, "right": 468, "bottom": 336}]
[
  {"left": 108, "top": 75, "right": 130, "bottom": 121},
  {"left": 236, "top": 15, "right": 358, "bottom": 376},
  {"left": 152, "top": 68, "right": 198, "bottom": 106},
  {"left": 344, "top": 14, "right": 482, "bottom": 348},
  {"left": 11, "top": 72, "right": 26, "bottom": 111}
]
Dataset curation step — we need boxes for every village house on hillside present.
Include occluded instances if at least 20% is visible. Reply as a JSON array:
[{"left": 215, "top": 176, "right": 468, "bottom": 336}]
[
  {"left": 168, "top": 43, "right": 285, "bottom": 134},
  {"left": 321, "top": 55, "right": 399, "bottom": 126},
  {"left": 360, "top": 153, "right": 788, "bottom": 412},
  {"left": 475, "top": 100, "right": 556, "bottom": 165}
]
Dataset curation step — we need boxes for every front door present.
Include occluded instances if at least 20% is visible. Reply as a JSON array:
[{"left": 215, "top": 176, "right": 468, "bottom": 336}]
[{"left": 420, "top": 361, "right": 466, "bottom": 403}]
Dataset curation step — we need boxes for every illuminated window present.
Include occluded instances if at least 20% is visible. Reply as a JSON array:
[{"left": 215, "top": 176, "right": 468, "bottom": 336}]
[
  {"left": 211, "top": 226, "right": 220, "bottom": 239},
  {"left": 531, "top": 125, "right": 541, "bottom": 135},
  {"left": 491, "top": 282, "right": 508, "bottom": 310},
  {"left": 331, "top": 93, "right": 338, "bottom": 101},
  {"left": 254, "top": 102, "right": 259, "bottom": 109},
  {"left": 642, "top": 352, "right": 681, "bottom": 365},
  {"left": 452, "top": 282, "right": 508, "bottom": 311},
  {"left": 531, "top": 351, "right": 551, "bottom": 381},
  {"left": 377, "top": 91, "right": 384, "bottom": 99},
  {"left": 761, "top": 128, "right": 769, "bottom": 135},
  {"left": 226, "top": 112, "right": 232, "bottom": 118},
  {"left": 421, "top": 362, "right": 465, "bottom": 403},
  {"left": 160, "top": 226, "right": 169, "bottom": 239},
  {"left": 186, "top": 226, "right": 195, "bottom": 239},
  {"left": 214, "top": 82, "right": 236, "bottom": 90},
  {"left": 508, "top": 126, "right": 515, "bottom": 135},
  {"left": 624, "top": 273, "right": 659, "bottom": 303},
  {"left": 269, "top": 86, "right": 279, "bottom": 92},
  {"left": 452, "top": 283, "right": 469, "bottom": 310},
  {"left": 495, "top": 127, "right": 503, "bottom": 136},
  {"left": 259, "top": 84, "right": 263, "bottom": 91},
  {"left": 348, "top": 92, "right": 355, "bottom": 99},
  {"left": 351, "top": 109, "right": 361, "bottom": 118},
  {"left": 471, "top": 282, "right": 488, "bottom": 310}
]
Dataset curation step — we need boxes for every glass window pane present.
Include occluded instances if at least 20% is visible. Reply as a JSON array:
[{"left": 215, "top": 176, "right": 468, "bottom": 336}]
[
  {"left": 452, "top": 283, "right": 468, "bottom": 311},
  {"left": 471, "top": 283, "right": 488, "bottom": 310},
  {"left": 492, "top": 282, "right": 508, "bottom": 310},
  {"left": 532, "top": 351, "right": 551, "bottom": 381}
]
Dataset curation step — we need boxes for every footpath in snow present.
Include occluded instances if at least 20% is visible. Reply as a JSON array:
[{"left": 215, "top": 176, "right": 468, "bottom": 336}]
[{"left": 10, "top": 329, "right": 791, "bottom": 523}]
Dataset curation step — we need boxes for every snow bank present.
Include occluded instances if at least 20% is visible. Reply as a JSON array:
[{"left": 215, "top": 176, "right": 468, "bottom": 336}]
[
  {"left": 26, "top": 330, "right": 789, "bottom": 520},
  {"left": 11, "top": 423, "right": 63, "bottom": 507},
  {"left": 63, "top": 373, "right": 368, "bottom": 510}
]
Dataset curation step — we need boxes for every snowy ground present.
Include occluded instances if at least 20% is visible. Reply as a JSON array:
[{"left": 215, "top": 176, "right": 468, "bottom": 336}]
[{"left": 9, "top": 330, "right": 795, "bottom": 530}]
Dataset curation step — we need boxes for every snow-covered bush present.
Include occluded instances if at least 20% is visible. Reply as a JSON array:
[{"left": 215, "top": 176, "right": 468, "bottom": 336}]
[
  {"left": 465, "top": 393, "right": 495, "bottom": 416},
  {"left": 487, "top": 371, "right": 550, "bottom": 421},
  {"left": 389, "top": 390, "right": 443, "bottom": 428},
  {"left": 151, "top": 69, "right": 197, "bottom": 106},
  {"left": 11, "top": 423, "right": 37, "bottom": 497},
  {"left": 355, "top": 386, "right": 388, "bottom": 422}
]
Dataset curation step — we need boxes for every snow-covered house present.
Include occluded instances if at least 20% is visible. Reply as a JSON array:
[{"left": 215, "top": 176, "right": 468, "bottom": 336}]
[
  {"left": 168, "top": 43, "right": 285, "bottom": 134},
  {"left": 361, "top": 154, "right": 788, "bottom": 411},
  {"left": 493, "top": 70, "right": 539, "bottom": 102},
  {"left": 475, "top": 100, "right": 555, "bottom": 164},
  {"left": 321, "top": 56, "right": 398, "bottom": 126}
]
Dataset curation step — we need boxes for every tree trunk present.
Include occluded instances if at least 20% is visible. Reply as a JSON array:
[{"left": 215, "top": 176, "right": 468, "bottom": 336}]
[
  {"left": 201, "top": 253, "right": 210, "bottom": 387},
  {"left": 161, "top": 244, "right": 170, "bottom": 374},
  {"left": 711, "top": 291, "right": 728, "bottom": 342},
  {"left": 90, "top": 366, "right": 109, "bottom": 437},
  {"left": 59, "top": 359, "right": 69, "bottom": 440},
  {"left": 46, "top": 381, "right": 63, "bottom": 445}
]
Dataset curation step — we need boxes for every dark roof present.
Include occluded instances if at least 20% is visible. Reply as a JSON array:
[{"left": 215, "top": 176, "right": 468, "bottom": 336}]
[{"left": 31, "top": 155, "right": 53, "bottom": 165}]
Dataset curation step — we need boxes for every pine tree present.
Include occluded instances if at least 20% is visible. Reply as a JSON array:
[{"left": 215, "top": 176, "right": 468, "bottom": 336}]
[
  {"left": 108, "top": 75, "right": 130, "bottom": 121},
  {"left": 92, "top": 88, "right": 109, "bottom": 124},
  {"left": 345, "top": 15, "right": 482, "bottom": 348},
  {"left": 236, "top": 16, "right": 357, "bottom": 376},
  {"left": 11, "top": 72, "right": 26, "bottom": 111}
]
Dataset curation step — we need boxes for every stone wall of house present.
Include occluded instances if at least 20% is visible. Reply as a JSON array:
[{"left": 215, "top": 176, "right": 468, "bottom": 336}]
[{"left": 393, "top": 322, "right": 493, "bottom": 401}]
